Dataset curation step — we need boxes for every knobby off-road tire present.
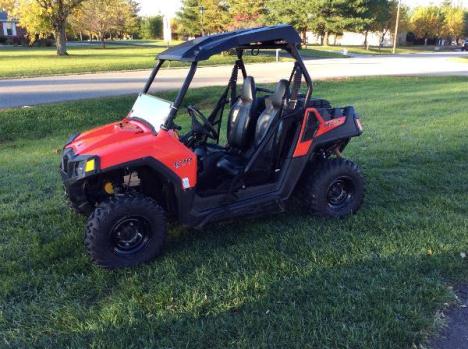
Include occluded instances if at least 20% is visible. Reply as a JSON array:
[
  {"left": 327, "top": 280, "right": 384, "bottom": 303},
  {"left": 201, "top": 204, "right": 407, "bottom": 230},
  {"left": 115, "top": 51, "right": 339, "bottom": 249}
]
[
  {"left": 300, "top": 158, "right": 364, "bottom": 217},
  {"left": 85, "top": 195, "right": 166, "bottom": 269}
]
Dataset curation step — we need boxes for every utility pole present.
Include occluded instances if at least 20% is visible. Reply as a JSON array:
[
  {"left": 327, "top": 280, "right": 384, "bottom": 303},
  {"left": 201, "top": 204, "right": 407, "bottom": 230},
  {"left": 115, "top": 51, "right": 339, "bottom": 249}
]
[
  {"left": 392, "top": 0, "right": 401, "bottom": 54},
  {"left": 199, "top": 5, "right": 205, "bottom": 36}
]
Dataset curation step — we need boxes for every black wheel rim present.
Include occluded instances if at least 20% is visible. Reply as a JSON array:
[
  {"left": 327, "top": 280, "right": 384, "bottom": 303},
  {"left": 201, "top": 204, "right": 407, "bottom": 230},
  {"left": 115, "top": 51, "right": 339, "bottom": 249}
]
[
  {"left": 110, "top": 216, "right": 151, "bottom": 255},
  {"left": 327, "top": 176, "right": 355, "bottom": 210}
]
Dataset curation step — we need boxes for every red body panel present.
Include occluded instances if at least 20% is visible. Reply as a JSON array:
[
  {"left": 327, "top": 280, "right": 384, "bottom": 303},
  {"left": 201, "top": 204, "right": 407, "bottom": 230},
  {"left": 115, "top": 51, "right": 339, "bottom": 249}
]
[
  {"left": 67, "top": 119, "right": 197, "bottom": 189},
  {"left": 293, "top": 108, "right": 346, "bottom": 158}
]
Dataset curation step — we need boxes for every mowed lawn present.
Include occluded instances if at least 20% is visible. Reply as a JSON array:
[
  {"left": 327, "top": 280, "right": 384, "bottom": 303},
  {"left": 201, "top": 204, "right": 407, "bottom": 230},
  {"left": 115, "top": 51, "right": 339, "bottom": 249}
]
[
  {"left": 0, "top": 42, "right": 344, "bottom": 79},
  {"left": 0, "top": 44, "right": 282, "bottom": 79},
  {"left": 0, "top": 77, "right": 467, "bottom": 348}
]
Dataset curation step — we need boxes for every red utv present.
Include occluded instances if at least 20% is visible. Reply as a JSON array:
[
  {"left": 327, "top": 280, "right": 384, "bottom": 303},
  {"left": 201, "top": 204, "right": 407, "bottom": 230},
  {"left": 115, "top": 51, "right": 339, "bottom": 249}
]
[{"left": 61, "top": 25, "right": 364, "bottom": 268}]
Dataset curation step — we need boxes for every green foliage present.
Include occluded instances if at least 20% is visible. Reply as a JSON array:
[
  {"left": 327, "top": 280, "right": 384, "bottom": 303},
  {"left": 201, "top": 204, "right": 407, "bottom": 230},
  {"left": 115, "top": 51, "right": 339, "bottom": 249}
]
[
  {"left": 358, "top": 0, "right": 408, "bottom": 47},
  {"left": 264, "top": 0, "right": 311, "bottom": 37},
  {"left": 68, "top": 0, "right": 140, "bottom": 46},
  {"left": 176, "top": 0, "right": 202, "bottom": 36},
  {"left": 464, "top": 11, "right": 468, "bottom": 37},
  {"left": 441, "top": 3, "right": 465, "bottom": 39},
  {"left": 308, "top": 0, "right": 371, "bottom": 44},
  {"left": 17, "top": 0, "right": 54, "bottom": 41},
  {"left": 30, "top": 0, "right": 85, "bottom": 55},
  {"left": 228, "top": 0, "right": 265, "bottom": 29},
  {"left": 122, "top": 0, "right": 140, "bottom": 38},
  {"left": 410, "top": 6, "right": 442, "bottom": 40},
  {"left": 0, "top": 77, "right": 467, "bottom": 347},
  {"left": 140, "top": 16, "right": 163, "bottom": 39},
  {"left": 176, "top": 0, "right": 229, "bottom": 36},
  {"left": 410, "top": 3, "right": 465, "bottom": 42}
]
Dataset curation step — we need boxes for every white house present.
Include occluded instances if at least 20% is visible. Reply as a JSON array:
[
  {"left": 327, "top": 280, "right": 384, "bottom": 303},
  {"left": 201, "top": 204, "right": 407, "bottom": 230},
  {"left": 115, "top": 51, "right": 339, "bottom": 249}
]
[
  {"left": 0, "top": 11, "right": 18, "bottom": 38},
  {"left": 306, "top": 30, "right": 406, "bottom": 47}
]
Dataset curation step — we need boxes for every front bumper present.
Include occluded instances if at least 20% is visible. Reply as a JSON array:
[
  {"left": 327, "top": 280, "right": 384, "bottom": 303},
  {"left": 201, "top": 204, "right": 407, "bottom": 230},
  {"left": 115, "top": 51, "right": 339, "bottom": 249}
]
[{"left": 60, "top": 147, "right": 98, "bottom": 213}]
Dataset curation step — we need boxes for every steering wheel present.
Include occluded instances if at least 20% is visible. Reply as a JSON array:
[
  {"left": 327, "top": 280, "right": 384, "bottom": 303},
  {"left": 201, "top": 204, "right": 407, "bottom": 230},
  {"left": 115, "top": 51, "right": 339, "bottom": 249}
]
[{"left": 187, "top": 105, "right": 218, "bottom": 140}]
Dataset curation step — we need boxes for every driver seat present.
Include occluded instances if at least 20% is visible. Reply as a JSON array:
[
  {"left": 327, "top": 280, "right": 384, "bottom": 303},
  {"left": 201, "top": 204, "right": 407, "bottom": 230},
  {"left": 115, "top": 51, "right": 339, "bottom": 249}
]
[
  {"left": 197, "top": 76, "right": 257, "bottom": 157},
  {"left": 194, "top": 77, "right": 257, "bottom": 189}
]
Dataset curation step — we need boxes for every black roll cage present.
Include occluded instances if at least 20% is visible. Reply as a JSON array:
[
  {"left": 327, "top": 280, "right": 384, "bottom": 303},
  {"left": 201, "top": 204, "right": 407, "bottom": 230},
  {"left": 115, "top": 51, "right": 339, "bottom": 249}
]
[{"left": 141, "top": 43, "right": 313, "bottom": 133}]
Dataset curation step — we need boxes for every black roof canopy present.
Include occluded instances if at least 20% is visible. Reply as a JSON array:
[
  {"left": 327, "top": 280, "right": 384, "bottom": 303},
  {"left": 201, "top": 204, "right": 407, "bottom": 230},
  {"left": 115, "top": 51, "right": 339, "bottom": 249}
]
[{"left": 158, "top": 24, "right": 301, "bottom": 62}]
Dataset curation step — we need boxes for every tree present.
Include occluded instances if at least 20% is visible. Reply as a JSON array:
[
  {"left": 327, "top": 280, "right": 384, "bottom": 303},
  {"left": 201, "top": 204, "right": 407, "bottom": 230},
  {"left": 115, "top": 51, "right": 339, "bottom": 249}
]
[
  {"left": 68, "top": 3, "right": 87, "bottom": 40},
  {"left": 228, "top": 0, "right": 265, "bottom": 30},
  {"left": 308, "top": 0, "right": 368, "bottom": 46},
  {"left": 120, "top": 0, "right": 140, "bottom": 39},
  {"left": 360, "top": 0, "right": 408, "bottom": 48},
  {"left": 360, "top": 0, "right": 389, "bottom": 48},
  {"left": 17, "top": 0, "right": 54, "bottom": 44},
  {"left": 441, "top": 2, "right": 464, "bottom": 44},
  {"left": 201, "top": 0, "right": 229, "bottom": 33},
  {"left": 33, "top": 0, "right": 85, "bottom": 55},
  {"left": 176, "top": 0, "right": 200, "bottom": 37},
  {"left": 264, "top": 0, "right": 312, "bottom": 41},
  {"left": 140, "top": 16, "right": 163, "bottom": 39},
  {"left": 410, "top": 6, "right": 445, "bottom": 45},
  {"left": 464, "top": 10, "right": 468, "bottom": 37},
  {"left": 0, "top": 0, "right": 17, "bottom": 14},
  {"left": 70, "top": 0, "right": 134, "bottom": 47},
  {"left": 176, "top": 0, "right": 229, "bottom": 37}
]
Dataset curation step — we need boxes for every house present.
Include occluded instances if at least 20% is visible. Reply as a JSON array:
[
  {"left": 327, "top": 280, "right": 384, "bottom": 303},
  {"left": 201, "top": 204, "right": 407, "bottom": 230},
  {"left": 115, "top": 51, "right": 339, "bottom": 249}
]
[
  {"left": 0, "top": 11, "right": 18, "bottom": 38},
  {"left": 306, "top": 31, "right": 407, "bottom": 47}
]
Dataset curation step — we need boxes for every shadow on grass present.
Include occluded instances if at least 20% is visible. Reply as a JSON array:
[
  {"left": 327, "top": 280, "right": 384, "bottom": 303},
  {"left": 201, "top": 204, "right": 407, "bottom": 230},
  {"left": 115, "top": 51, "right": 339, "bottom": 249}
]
[{"left": 7, "top": 247, "right": 463, "bottom": 348}]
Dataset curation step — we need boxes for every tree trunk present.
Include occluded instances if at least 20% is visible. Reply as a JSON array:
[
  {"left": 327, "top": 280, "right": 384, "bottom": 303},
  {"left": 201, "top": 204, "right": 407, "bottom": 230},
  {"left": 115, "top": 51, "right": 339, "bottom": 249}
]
[
  {"left": 324, "top": 31, "right": 329, "bottom": 46},
  {"left": 424, "top": 38, "right": 428, "bottom": 46},
  {"left": 55, "top": 22, "right": 68, "bottom": 56},
  {"left": 364, "top": 31, "right": 368, "bottom": 49},
  {"left": 99, "top": 33, "right": 106, "bottom": 48},
  {"left": 79, "top": 31, "right": 83, "bottom": 41}
]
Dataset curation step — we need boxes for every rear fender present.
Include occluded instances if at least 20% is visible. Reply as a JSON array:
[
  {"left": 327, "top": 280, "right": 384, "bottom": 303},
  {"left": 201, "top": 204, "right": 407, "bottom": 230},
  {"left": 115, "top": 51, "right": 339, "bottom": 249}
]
[{"left": 293, "top": 106, "right": 362, "bottom": 158}]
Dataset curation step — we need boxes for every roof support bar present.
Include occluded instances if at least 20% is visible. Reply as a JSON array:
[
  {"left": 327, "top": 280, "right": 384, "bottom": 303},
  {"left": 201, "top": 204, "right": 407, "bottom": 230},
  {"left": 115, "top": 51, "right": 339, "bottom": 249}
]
[{"left": 164, "top": 61, "right": 198, "bottom": 129}]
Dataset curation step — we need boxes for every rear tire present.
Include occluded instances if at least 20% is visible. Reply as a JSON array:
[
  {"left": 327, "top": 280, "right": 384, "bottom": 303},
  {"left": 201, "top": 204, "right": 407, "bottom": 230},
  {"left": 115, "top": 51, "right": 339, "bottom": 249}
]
[
  {"left": 85, "top": 195, "right": 166, "bottom": 268},
  {"left": 300, "top": 158, "right": 364, "bottom": 217}
]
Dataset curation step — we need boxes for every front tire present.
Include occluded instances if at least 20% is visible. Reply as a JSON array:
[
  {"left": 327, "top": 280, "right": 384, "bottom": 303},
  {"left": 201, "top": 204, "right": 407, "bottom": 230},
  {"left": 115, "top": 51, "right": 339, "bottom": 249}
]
[
  {"left": 85, "top": 195, "right": 166, "bottom": 268},
  {"left": 300, "top": 158, "right": 364, "bottom": 217}
]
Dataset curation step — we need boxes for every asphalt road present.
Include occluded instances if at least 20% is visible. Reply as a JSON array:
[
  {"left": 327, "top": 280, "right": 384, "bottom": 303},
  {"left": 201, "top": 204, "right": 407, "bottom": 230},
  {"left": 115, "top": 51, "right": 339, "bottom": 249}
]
[{"left": 1, "top": 52, "right": 467, "bottom": 109}]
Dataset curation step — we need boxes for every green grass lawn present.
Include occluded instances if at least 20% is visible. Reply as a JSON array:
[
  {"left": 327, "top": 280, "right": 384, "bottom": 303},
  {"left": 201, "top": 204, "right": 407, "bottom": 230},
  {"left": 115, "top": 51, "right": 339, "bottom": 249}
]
[
  {"left": 307, "top": 44, "right": 440, "bottom": 56},
  {"left": 0, "top": 42, "right": 346, "bottom": 79},
  {"left": 0, "top": 77, "right": 467, "bottom": 348},
  {"left": 0, "top": 43, "right": 293, "bottom": 79}
]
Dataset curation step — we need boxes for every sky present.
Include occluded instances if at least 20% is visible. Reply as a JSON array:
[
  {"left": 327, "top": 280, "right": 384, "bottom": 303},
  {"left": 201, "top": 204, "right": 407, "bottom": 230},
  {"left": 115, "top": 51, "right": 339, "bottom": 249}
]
[{"left": 137, "top": 0, "right": 468, "bottom": 17}]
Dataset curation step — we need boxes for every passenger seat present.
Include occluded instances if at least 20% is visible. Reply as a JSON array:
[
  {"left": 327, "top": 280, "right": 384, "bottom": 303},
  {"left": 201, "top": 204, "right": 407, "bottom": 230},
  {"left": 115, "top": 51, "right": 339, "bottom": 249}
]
[{"left": 216, "top": 79, "right": 289, "bottom": 177}]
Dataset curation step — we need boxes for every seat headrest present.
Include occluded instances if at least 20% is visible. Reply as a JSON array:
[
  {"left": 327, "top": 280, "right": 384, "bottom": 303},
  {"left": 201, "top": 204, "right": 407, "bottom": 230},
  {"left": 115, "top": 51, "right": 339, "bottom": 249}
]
[
  {"left": 270, "top": 79, "right": 289, "bottom": 108},
  {"left": 241, "top": 76, "right": 256, "bottom": 102}
]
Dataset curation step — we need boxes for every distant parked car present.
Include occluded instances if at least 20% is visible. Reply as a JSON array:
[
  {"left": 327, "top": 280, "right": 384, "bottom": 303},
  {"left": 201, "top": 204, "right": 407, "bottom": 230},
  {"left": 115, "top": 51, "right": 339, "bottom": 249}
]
[{"left": 462, "top": 40, "right": 468, "bottom": 51}]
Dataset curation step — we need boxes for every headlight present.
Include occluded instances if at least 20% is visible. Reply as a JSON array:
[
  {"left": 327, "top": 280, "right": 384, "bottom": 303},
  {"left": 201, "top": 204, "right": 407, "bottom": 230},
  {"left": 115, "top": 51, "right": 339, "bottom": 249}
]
[{"left": 76, "top": 160, "right": 86, "bottom": 176}]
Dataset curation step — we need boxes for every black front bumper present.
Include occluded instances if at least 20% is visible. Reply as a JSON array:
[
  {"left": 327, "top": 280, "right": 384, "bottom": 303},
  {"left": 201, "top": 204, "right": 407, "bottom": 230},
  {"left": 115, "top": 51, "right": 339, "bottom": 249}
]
[{"left": 60, "top": 147, "right": 94, "bottom": 213}]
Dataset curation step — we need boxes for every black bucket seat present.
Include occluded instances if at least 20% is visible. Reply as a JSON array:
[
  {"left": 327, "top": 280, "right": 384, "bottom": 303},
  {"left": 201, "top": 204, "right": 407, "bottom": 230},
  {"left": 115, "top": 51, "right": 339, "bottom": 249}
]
[{"left": 217, "top": 79, "right": 289, "bottom": 177}]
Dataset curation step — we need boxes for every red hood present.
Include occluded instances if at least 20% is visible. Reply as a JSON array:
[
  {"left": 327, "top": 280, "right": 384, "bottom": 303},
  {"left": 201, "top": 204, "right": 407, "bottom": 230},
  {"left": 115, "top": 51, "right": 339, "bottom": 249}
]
[
  {"left": 69, "top": 119, "right": 151, "bottom": 155},
  {"left": 65, "top": 118, "right": 197, "bottom": 188}
]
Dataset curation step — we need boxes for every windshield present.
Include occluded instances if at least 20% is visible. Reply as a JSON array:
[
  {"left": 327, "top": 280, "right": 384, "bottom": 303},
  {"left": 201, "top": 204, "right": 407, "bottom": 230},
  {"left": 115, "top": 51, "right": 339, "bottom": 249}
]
[{"left": 128, "top": 94, "right": 172, "bottom": 132}]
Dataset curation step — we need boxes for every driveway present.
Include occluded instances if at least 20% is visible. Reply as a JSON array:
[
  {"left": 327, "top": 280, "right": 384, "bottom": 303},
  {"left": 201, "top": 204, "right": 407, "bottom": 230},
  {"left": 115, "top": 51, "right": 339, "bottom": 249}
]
[{"left": 1, "top": 52, "right": 467, "bottom": 109}]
